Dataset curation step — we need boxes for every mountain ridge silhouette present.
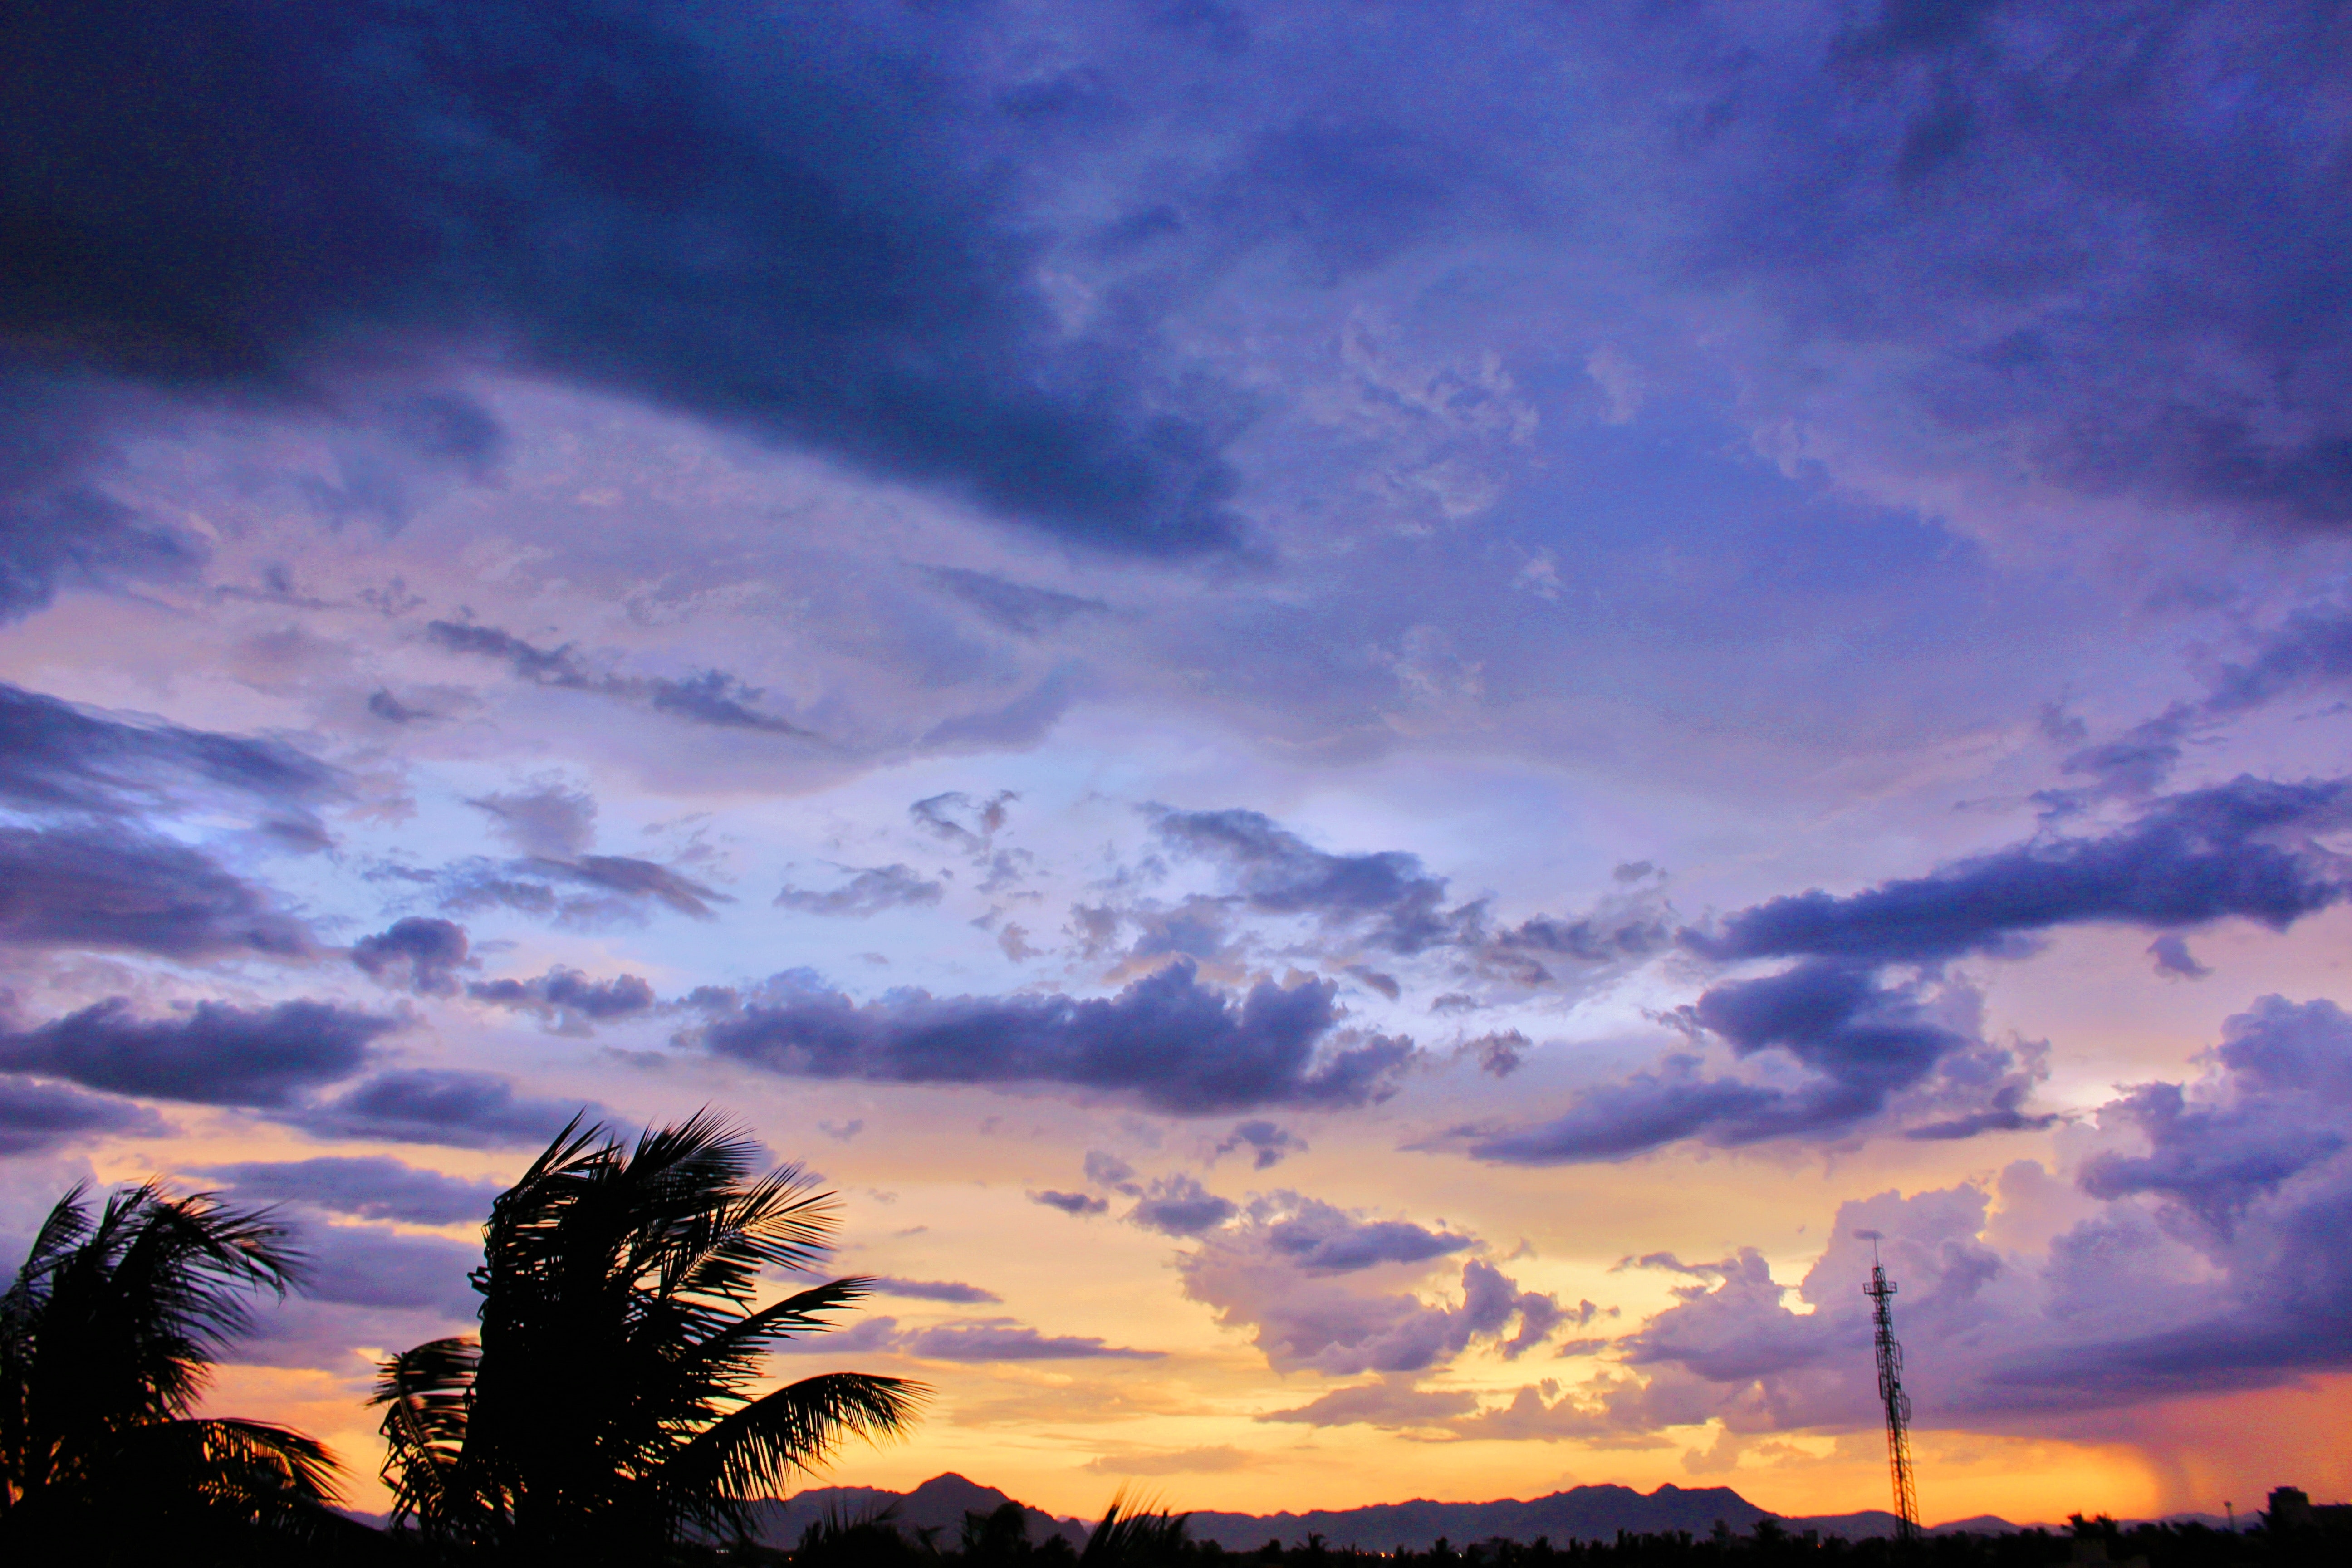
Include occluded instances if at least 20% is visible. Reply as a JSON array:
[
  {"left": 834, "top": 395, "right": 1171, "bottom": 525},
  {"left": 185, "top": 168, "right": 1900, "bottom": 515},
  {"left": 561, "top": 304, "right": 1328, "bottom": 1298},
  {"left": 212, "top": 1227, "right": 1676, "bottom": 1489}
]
[{"left": 743, "top": 1473, "right": 2024, "bottom": 1551}]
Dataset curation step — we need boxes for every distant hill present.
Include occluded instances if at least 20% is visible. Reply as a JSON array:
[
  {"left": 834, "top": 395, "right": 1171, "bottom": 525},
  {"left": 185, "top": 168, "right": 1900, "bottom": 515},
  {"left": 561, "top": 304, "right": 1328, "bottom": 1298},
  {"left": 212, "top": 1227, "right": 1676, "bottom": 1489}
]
[
  {"left": 742, "top": 1473, "right": 1088, "bottom": 1551},
  {"left": 746, "top": 1476, "right": 2020, "bottom": 1552}
]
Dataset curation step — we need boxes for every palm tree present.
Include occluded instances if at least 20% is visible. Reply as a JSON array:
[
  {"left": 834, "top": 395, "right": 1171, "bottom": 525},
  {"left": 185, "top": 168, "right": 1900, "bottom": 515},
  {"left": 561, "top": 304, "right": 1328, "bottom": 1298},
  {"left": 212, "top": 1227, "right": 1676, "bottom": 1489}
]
[
  {"left": 0, "top": 1182, "right": 345, "bottom": 1561},
  {"left": 374, "top": 1112, "right": 925, "bottom": 1563}
]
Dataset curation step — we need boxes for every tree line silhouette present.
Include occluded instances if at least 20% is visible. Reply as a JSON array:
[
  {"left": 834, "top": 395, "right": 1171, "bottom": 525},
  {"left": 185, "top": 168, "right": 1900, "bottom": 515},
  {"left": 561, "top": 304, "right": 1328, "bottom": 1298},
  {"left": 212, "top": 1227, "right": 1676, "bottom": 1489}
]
[{"left": 3, "top": 1113, "right": 2342, "bottom": 1566}]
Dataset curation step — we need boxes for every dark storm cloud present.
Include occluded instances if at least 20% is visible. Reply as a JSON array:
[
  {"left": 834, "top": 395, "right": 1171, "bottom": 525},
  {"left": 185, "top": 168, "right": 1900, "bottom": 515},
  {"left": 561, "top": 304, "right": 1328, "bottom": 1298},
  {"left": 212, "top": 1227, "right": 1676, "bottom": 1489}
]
[
  {"left": 294, "top": 1069, "right": 595, "bottom": 1149},
  {"left": 0, "top": 1076, "right": 165, "bottom": 1155},
  {"left": 775, "top": 863, "right": 945, "bottom": 917},
  {"left": 426, "top": 621, "right": 810, "bottom": 735},
  {"left": 0, "top": 998, "right": 395, "bottom": 1107},
  {"left": 206, "top": 1154, "right": 505, "bottom": 1226},
  {"left": 0, "top": 681, "right": 338, "bottom": 825},
  {"left": 1658, "top": 1, "right": 2352, "bottom": 534},
  {"left": 0, "top": 827, "right": 313, "bottom": 958},
  {"left": 695, "top": 959, "right": 1415, "bottom": 1114},
  {"left": 1, "top": 0, "right": 1241, "bottom": 558},
  {"left": 467, "top": 966, "right": 657, "bottom": 1022},
  {"left": 351, "top": 916, "right": 471, "bottom": 996},
  {"left": 1687, "top": 776, "right": 2352, "bottom": 965}
]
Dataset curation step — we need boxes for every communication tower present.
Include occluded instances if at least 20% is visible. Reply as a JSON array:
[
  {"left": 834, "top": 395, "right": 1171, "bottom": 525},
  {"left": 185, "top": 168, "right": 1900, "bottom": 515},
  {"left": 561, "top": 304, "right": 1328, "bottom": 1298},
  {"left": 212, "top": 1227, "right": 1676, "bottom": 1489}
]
[{"left": 1862, "top": 1238, "right": 1921, "bottom": 1544}]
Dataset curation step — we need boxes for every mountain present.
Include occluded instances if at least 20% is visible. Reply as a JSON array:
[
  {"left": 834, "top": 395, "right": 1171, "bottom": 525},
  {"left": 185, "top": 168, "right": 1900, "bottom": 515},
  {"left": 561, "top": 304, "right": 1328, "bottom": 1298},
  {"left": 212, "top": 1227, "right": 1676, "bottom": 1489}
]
[
  {"left": 741, "top": 1473, "right": 1088, "bottom": 1551},
  {"left": 1182, "top": 1485, "right": 1772, "bottom": 1552},
  {"left": 747, "top": 1475, "right": 2021, "bottom": 1552}
]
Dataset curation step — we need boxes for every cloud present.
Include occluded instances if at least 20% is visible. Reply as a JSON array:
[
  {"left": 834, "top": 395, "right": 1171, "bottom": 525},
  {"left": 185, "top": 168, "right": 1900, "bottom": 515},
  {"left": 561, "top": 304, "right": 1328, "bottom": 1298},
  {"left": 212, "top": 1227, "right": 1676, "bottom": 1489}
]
[
  {"left": 205, "top": 1155, "right": 505, "bottom": 1226},
  {"left": 467, "top": 967, "right": 658, "bottom": 1024},
  {"left": 0, "top": 998, "right": 395, "bottom": 1107},
  {"left": 894, "top": 1319, "right": 1164, "bottom": 1362},
  {"left": 1257, "top": 1381, "right": 1480, "bottom": 1430},
  {"left": 1256, "top": 1196, "right": 1470, "bottom": 1274},
  {"left": 0, "top": 827, "right": 314, "bottom": 958},
  {"left": 5, "top": 2, "right": 1242, "bottom": 557},
  {"left": 694, "top": 959, "right": 1416, "bottom": 1114},
  {"left": 1178, "top": 1196, "right": 1559, "bottom": 1377},
  {"left": 1030, "top": 1189, "right": 1109, "bottom": 1216},
  {"left": 2147, "top": 933, "right": 2212, "bottom": 980},
  {"left": 1215, "top": 1118, "right": 1305, "bottom": 1169},
  {"left": 2206, "top": 602, "right": 2352, "bottom": 715},
  {"left": 1464, "top": 1030, "right": 1528, "bottom": 1078},
  {"left": 775, "top": 863, "right": 946, "bottom": 916},
  {"left": 1084, "top": 1150, "right": 1142, "bottom": 1193},
  {"left": 1080, "top": 1446, "right": 1254, "bottom": 1476},
  {"left": 1128, "top": 1173, "right": 1238, "bottom": 1237},
  {"left": 1476, "top": 776, "right": 2352, "bottom": 1164},
  {"left": 866, "top": 1276, "right": 1002, "bottom": 1305},
  {"left": 922, "top": 566, "right": 1109, "bottom": 636},
  {"left": 0, "top": 681, "right": 338, "bottom": 829},
  {"left": 0, "top": 452, "right": 203, "bottom": 624},
  {"left": 0, "top": 1076, "right": 166, "bottom": 1155},
  {"left": 468, "top": 782, "right": 600, "bottom": 860},
  {"left": 1686, "top": 776, "right": 2352, "bottom": 965},
  {"left": 1578, "top": 997, "right": 2352, "bottom": 1434},
  {"left": 351, "top": 917, "right": 471, "bottom": 996},
  {"left": 294, "top": 1070, "right": 595, "bottom": 1148},
  {"left": 1152, "top": 806, "right": 1459, "bottom": 955},
  {"left": 437, "top": 853, "right": 732, "bottom": 926},
  {"left": 298, "top": 1222, "right": 481, "bottom": 1317},
  {"left": 1140, "top": 805, "right": 1666, "bottom": 985},
  {"left": 429, "top": 622, "right": 809, "bottom": 735},
  {"left": 909, "top": 790, "right": 1016, "bottom": 852}
]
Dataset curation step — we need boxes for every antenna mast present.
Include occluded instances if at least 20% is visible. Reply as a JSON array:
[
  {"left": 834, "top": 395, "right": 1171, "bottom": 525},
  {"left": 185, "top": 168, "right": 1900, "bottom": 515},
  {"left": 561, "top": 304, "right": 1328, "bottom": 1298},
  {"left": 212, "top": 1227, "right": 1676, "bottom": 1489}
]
[{"left": 1864, "top": 1244, "right": 1921, "bottom": 1544}]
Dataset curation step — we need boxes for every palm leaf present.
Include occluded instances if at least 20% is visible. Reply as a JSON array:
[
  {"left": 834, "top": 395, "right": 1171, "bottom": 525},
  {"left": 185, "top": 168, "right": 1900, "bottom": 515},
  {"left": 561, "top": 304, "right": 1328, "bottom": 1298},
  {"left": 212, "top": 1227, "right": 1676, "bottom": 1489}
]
[{"left": 660, "top": 1372, "right": 926, "bottom": 1529}]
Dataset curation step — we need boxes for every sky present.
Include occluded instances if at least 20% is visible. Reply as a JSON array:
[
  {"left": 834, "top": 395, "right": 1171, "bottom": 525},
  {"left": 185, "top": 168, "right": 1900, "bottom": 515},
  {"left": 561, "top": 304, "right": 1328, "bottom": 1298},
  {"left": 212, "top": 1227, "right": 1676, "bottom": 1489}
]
[{"left": 4, "top": 0, "right": 2352, "bottom": 1529}]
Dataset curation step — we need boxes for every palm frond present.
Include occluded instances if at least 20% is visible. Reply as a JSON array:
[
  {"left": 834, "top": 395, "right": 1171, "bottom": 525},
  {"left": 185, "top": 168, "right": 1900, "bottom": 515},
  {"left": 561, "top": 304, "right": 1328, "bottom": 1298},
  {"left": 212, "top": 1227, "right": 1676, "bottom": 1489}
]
[
  {"left": 371, "top": 1336, "right": 480, "bottom": 1526},
  {"left": 1084, "top": 1489, "right": 1191, "bottom": 1566},
  {"left": 662, "top": 1371, "right": 927, "bottom": 1527}
]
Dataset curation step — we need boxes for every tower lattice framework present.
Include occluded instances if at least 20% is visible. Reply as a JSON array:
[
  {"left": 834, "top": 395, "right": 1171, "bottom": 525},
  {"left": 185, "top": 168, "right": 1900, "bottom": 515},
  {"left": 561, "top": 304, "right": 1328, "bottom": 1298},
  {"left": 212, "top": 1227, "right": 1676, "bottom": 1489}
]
[{"left": 1864, "top": 1249, "right": 1921, "bottom": 1544}]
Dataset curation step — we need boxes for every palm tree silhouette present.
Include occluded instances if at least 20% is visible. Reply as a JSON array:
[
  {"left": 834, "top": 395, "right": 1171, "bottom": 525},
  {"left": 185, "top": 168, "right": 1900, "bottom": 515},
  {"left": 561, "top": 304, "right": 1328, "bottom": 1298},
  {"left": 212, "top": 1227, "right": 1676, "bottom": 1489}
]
[
  {"left": 0, "top": 1182, "right": 344, "bottom": 1560},
  {"left": 375, "top": 1111, "right": 924, "bottom": 1562}
]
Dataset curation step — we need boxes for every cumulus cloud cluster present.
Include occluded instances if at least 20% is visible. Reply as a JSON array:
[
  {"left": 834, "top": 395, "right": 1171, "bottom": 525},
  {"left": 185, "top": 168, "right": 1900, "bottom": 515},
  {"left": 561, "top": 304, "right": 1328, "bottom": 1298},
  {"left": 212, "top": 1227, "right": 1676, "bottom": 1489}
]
[
  {"left": 1422, "top": 995, "right": 2352, "bottom": 1446},
  {"left": 1470, "top": 775, "right": 2352, "bottom": 1163},
  {"left": 1177, "top": 1191, "right": 1561, "bottom": 1377},
  {"left": 691, "top": 959, "right": 1414, "bottom": 1114}
]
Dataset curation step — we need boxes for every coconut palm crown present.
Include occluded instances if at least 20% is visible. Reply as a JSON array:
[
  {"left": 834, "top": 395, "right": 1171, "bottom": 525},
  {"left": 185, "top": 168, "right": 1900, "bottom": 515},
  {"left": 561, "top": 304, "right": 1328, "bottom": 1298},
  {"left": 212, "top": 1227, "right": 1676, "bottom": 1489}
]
[
  {"left": 374, "top": 1111, "right": 924, "bottom": 1562},
  {"left": 0, "top": 1182, "right": 341, "bottom": 1556}
]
